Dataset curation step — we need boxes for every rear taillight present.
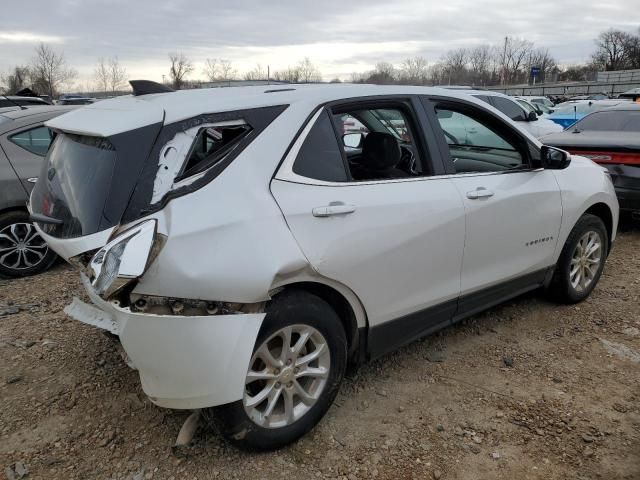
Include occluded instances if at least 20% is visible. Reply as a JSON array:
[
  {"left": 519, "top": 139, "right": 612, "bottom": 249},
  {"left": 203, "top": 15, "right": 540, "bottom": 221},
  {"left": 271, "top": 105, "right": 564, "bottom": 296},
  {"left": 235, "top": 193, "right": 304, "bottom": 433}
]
[{"left": 568, "top": 150, "right": 640, "bottom": 166}]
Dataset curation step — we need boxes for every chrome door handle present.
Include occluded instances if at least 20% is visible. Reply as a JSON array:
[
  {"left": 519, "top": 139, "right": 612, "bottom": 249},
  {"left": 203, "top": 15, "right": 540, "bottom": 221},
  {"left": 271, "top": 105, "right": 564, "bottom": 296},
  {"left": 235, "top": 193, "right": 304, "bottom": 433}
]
[
  {"left": 466, "top": 188, "right": 494, "bottom": 199},
  {"left": 27, "top": 177, "right": 38, "bottom": 183},
  {"left": 312, "top": 202, "right": 356, "bottom": 217}
]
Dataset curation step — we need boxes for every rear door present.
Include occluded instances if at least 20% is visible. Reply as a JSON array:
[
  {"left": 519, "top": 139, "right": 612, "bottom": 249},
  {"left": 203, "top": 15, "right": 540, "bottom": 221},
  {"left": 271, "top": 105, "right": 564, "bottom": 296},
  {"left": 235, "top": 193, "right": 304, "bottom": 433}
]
[
  {"left": 0, "top": 122, "right": 54, "bottom": 192},
  {"left": 271, "top": 97, "right": 465, "bottom": 357},
  {"left": 428, "top": 97, "right": 562, "bottom": 315}
]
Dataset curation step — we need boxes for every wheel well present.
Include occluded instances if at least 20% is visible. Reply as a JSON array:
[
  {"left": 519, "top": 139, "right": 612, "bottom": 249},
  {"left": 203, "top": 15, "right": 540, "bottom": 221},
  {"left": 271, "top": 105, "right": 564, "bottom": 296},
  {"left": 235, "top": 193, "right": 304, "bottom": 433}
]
[
  {"left": 584, "top": 203, "right": 613, "bottom": 251},
  {"left": 273, "top": 282, "right": 361, "bottom": 360},
  {"left": 0, "top": 205, "right": 28, "bottom": 218}
]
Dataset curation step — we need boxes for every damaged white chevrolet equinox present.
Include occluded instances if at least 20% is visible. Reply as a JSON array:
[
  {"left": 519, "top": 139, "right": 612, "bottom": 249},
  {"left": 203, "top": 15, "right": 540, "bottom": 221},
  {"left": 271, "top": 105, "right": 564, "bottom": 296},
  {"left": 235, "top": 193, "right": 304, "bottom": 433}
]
[{"left": 30, "top": 81, "right": 618, "bottom": 450}]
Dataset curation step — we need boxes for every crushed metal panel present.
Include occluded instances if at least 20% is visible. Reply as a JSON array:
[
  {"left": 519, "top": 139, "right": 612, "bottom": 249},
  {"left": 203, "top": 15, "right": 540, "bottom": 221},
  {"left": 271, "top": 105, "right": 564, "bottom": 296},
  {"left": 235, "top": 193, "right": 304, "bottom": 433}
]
[
  {"left": 64, "top": 297, "right": 119, "bottom": 334},
  {"left": 151, "top": 120, "right": 247, "bottom": 204}
]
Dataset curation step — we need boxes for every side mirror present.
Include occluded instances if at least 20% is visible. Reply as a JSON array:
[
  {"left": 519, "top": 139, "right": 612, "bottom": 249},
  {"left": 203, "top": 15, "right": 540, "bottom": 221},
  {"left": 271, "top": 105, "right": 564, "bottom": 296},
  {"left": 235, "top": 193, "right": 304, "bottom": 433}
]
[
  {"left": 527, "top": 111, "right": 538, "bottom": 121},
  {"left": 343, "top": 132, "right": 364, "bottom": 148},
  {"left": 540, "top": 145, "right": 571, "bottom": 169}
]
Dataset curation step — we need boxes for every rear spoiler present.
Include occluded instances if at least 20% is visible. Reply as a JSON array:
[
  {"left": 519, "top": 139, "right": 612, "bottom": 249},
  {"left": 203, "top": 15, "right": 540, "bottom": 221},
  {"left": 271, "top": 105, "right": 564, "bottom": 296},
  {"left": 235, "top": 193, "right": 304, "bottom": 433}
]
[{"left": 130, "top": 80, "right": 175, "bottom": 96}]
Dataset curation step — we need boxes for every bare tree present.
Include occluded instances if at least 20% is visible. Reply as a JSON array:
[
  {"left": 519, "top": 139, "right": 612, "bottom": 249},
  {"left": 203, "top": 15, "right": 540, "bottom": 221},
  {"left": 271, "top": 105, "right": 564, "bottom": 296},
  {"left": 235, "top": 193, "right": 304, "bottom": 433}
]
[
  {"left": 2, "top": 66, "right": 32, "bottom": 94},
  {"left": 365, "top": 62, "right": 396, "bottom": 84},
  {"left": 349, "top": 71, "right": 367, "bottom": 83},
  {"left": 273, "top": 66, "right": 300, "bottom": 83},
  {"left": 244, "top": 64, "right": 266, "bottom": 81},
  {"left": 468, "top": 45, "right": 493, "bottom": 85},
  {"left": 502, "top": 37, "right": 533, "bottom": 84},
  {"left": 218, "top": 60, "right": 237, "bottom": 81},
  {"left": 30, "top": 43, "right": 76, "bottom": 98},
  {"left": 108, "top": 57, "right": 128, "bottom": 93},
  {"left": 440, "top": 48, "right": 468, "bottom": 84},
  {"left": 591, "top": 29, "right": 638, "bottom": 71},
  {"left": 203, "top": 58, "right": 219, "bottom": 82},
  {"left": 399, "top": 57, "right": 428, "bottom": 85},
  {"left": 94, "top": 58, "right": 109, "bottom": 94},
  {"left": 560, "top": 64, "right": 596, "bottom": 82},
  {"left": 296, "top": 57, "right": 322, "bottom": 83},
  {"left": 168, "top": 52, "right": 194, "bottom": 90},
  {"left": 529, "top": 48, "right": 556, "bottom": 83}
]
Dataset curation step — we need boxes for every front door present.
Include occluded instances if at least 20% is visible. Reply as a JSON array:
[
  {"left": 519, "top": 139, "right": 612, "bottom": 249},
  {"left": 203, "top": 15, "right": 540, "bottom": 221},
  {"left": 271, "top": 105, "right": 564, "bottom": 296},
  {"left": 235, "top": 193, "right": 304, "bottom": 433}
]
[{"left": 430, "top": 99, "right": 562, "bottom": 312}]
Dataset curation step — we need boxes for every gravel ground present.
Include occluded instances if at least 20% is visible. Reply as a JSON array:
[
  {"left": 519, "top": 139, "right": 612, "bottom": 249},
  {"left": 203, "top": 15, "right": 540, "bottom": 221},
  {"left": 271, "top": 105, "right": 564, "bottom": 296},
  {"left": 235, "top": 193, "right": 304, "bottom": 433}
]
[{"left": 1, "top": 223, "right": 639, "bottom": 480}]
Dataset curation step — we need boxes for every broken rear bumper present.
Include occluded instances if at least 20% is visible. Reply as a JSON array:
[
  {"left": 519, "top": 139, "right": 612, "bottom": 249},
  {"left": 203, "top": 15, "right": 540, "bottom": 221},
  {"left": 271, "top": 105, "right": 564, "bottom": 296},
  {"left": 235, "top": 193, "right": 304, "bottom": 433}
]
[{"left": 65, "top": 274, "right": 265, "bottom": 409}]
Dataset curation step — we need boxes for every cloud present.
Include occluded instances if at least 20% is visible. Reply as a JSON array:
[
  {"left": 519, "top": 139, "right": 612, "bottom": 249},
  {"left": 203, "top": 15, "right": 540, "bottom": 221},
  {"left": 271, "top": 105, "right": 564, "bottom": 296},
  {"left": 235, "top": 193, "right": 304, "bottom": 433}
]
[
  {"left": 0, "top": 0, "right": 637, "bottom": 82},
  {"left": 0, "top": 32, "right": 65, "bottom": 44}
]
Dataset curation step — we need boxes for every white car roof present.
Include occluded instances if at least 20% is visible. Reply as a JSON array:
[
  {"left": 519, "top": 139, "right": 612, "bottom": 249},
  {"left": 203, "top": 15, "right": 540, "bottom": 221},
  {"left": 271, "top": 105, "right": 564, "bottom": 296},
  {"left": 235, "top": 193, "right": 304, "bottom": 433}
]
[
  {"left": 455, "top": 89, "right": 509, "bottom": 98},
  {"left": 46, "top": 84, "right": 478, "bottom": 137}
]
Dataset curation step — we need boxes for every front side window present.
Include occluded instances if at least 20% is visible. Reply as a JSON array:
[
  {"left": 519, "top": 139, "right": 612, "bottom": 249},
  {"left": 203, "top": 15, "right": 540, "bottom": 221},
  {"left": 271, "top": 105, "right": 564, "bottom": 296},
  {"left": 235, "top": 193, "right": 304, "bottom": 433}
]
[
  {"left": 332, "top": 105, "right": 427, "bottom": 181},
  {"left": 435, "top": 108, "right": 526, "bottom": 173},
  {"left": 490, "top": 97, "right": 526, "bottom": 121},
  {"left": 9, "top": 125, "right": 53, "bottom": 156}
]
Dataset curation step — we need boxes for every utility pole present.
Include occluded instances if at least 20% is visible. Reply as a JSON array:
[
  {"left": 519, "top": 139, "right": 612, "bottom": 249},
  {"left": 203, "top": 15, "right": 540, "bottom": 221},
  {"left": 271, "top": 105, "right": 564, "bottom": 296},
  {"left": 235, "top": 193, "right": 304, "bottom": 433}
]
[{"left": 501, "top": 36, "right": 508, "bottom": 85}]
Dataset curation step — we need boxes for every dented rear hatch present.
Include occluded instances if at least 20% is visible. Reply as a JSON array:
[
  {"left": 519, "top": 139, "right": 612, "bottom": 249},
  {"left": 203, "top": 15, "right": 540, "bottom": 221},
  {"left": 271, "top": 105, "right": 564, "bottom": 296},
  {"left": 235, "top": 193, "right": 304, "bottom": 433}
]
[{"left": 31, "top": 98, "right": 164, "bottom": 238}]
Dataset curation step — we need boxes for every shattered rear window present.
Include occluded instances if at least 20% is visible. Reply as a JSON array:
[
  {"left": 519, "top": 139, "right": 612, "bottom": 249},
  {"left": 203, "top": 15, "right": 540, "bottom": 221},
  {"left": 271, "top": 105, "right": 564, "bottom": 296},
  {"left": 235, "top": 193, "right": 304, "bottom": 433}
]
[{"left": 179, "top": 124, "right": 252, "bottom": 180}]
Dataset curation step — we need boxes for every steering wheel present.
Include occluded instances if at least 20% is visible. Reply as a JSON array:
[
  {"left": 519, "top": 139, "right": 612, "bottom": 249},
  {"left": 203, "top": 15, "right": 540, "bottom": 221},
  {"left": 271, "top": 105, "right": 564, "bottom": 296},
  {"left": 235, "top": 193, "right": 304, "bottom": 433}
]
[
  {"left": 443, "top": 130, "right": 459, "bottom": 144},
  {"left": 399, "top": 146, "right": 419, "bottom": 175}
]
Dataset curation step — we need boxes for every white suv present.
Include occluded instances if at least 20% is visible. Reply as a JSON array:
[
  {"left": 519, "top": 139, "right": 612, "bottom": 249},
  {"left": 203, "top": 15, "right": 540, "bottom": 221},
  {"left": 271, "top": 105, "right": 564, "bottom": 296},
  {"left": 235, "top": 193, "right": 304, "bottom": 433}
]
[
  {"left": 458, "top": 90, "right": 562, "bottom": 138},
  {"left": 30, "top": 82, "right": 618, "bottom": 450}
]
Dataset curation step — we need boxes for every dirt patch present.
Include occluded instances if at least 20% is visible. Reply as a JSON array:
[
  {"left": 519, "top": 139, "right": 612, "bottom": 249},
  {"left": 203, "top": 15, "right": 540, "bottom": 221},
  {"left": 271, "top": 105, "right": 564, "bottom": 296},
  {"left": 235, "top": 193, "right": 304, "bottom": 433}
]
[{"left": 1, "top": 225, "right": 639, "bottom": 480}]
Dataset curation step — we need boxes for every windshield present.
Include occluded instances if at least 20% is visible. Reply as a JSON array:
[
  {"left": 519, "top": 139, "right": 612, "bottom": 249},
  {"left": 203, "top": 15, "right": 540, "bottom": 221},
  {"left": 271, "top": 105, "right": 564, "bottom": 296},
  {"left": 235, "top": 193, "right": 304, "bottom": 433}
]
[
  {"left": 517, "top": 100, "right": 535, "bottom": 113},
  {"left": 574, "top": 110, "right": 640, "bottom": 132}
]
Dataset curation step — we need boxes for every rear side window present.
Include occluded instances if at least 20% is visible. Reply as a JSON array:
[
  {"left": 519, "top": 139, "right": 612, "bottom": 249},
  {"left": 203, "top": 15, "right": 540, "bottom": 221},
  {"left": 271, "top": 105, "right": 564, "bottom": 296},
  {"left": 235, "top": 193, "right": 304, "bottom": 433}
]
[
  {"left": 9, "top": 125, "right": 54, "bottom": 156},
  {"left": 491, "top": 97, "right": 526, "bottom": 121},
  {"left": 293, "top": 110, "right": 348, "bottom": 182}
]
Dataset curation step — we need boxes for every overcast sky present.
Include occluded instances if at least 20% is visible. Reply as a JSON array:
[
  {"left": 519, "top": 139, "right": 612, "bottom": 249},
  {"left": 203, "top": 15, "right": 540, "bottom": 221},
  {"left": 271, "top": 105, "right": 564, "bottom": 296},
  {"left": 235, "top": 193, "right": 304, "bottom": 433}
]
[{"left": 1, "top": 0, "right": 638, "bottom": 86}]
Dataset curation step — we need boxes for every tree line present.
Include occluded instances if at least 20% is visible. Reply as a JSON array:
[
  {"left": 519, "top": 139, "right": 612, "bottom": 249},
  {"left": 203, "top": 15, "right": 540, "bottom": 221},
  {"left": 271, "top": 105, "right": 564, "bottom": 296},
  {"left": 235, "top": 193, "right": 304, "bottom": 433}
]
[{"left": 1, "top": 28, "right": 639, "bottom": 97}]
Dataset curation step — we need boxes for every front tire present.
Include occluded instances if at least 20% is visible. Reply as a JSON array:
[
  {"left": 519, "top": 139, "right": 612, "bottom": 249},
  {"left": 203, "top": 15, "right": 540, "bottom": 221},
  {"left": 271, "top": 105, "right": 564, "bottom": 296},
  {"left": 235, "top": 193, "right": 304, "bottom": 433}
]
[
  {"left": 0, "top": 211, "right": 57, "bottom": 278},
  {"left": 206, "top": 290, "right": 347, "bottom": 451},
  {"left": 548, "top": 214, "right": 608, "bottom": 303}
]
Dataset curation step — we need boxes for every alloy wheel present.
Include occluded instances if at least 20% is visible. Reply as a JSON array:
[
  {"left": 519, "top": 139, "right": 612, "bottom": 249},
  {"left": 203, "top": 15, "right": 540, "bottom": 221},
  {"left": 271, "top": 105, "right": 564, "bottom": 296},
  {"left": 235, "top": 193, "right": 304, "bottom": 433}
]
[
  {"left": 0, "top": 222, "right": 49, "bottom": 271},
  {"left": 569, "top": 230, "right": 602, "bottom": 293},
  {"left": 243, "top": 324, "right": 331, "bottom": 429}
]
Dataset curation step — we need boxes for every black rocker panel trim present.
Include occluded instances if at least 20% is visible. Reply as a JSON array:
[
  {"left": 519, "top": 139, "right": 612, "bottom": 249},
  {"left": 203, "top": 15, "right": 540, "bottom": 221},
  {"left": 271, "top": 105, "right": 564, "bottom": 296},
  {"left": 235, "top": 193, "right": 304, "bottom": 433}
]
[{"left": 367, "top": 267, "right": 552, "bottom": 360}]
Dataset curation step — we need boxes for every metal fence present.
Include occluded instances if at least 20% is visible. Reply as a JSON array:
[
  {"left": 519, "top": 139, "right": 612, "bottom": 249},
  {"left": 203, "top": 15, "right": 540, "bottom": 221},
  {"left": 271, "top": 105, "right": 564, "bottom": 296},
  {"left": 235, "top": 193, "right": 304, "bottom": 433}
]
[
  {"left": 487, "top": 80, "right": 640, "bottom": 97},
  {"left": 596, "top": 69, "right": 640, "bottom": 83}
]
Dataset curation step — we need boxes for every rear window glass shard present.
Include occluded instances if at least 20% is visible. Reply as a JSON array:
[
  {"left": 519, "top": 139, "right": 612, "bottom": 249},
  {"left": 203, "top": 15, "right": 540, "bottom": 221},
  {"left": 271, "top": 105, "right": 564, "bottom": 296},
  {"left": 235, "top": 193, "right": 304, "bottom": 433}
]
[
  {"left": 180, "top": 122, "right": 252, "bottom": 179},
  {"left": 151, "top": 120, "right": 251, "bottom": 203}
]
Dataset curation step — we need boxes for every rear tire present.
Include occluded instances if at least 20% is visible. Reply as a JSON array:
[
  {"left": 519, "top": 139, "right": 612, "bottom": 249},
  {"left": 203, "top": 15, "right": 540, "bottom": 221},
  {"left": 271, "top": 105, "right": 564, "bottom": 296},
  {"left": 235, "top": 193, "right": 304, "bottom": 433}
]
[
  {"left": 547, "top": 214, "right": 608, "bottom": 303},
  {"left": 205, "top": 290, "right": 347, "bottom": 451},
  {"left": 0, "top": 211, "right": 57, "bottom": 278}
]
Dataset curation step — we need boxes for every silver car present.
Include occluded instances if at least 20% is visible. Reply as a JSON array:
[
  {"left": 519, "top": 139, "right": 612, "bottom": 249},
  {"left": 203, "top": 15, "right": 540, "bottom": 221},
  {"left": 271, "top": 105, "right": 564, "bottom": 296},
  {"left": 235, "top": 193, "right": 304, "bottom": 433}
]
[{"left": 0, "top": 105, "right": 75, "bottom": 277}]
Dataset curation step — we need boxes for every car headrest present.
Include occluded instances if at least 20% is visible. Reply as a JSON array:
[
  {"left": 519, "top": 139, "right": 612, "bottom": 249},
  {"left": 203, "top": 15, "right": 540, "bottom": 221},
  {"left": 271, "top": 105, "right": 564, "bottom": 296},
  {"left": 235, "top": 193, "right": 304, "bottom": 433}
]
[{"left": 362, "top": 132, "right": 401, "bottom": 170}]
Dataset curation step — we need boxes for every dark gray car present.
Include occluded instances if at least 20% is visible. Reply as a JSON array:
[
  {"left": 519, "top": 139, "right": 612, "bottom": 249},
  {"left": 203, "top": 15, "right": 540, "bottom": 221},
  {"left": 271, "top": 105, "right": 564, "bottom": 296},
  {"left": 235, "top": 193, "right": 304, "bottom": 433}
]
[
  {"left": 541, "top": 103, "right": 640, "bottom": 216},
  {"left": 0, "top": 105, "right": 76, "bottom": 277}
]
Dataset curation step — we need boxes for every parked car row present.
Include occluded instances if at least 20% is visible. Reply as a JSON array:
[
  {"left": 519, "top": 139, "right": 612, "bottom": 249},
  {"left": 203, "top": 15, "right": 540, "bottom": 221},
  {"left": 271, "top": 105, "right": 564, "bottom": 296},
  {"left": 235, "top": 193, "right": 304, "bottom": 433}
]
[{"left": 0, "top": 105, "right": 77, "bottom": 277}]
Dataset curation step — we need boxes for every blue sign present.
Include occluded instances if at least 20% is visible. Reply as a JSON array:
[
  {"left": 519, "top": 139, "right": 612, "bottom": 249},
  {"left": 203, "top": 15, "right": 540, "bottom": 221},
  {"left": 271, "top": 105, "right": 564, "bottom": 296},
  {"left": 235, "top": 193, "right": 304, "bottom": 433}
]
[{"left": 531, "top": 66, "right": 540, "bottom": 77}]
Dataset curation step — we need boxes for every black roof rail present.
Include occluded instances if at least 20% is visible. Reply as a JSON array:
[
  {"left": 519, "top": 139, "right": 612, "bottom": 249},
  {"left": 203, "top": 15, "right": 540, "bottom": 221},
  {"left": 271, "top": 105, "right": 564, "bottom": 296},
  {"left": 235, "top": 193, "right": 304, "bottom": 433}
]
[{"left": 129, "top": 80, "right": 175, "bottom": 96}]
